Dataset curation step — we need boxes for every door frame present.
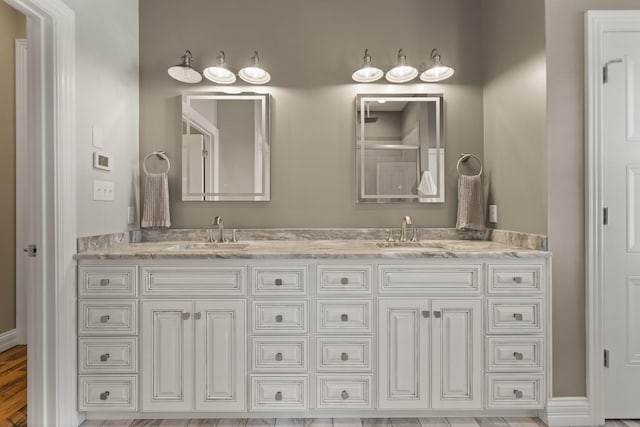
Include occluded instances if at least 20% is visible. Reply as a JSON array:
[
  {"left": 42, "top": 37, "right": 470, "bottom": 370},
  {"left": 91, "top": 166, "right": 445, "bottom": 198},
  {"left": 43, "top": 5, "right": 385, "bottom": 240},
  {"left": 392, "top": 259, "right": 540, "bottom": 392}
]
[
  {"left": 585, "top": 10, "right": 640, "bottom": 426},
  {"left": 15, "top": 37, "right": 27, "bottom": 346},
  {"left": 3, "top": 0, "right": 78, "bottom": 425}
]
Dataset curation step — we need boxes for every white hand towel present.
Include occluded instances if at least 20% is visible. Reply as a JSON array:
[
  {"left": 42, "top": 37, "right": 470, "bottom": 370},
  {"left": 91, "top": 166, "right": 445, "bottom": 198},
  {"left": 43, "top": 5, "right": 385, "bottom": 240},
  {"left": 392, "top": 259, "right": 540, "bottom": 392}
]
[
  {"left": 417, "top": 171, "right": 437, "bottom": 196},
  {"left": 456, "top": 174, "right": 485, "bottom": 231},
  {"left": 141, "top": 173, "right": 171, "bottom": 228}
]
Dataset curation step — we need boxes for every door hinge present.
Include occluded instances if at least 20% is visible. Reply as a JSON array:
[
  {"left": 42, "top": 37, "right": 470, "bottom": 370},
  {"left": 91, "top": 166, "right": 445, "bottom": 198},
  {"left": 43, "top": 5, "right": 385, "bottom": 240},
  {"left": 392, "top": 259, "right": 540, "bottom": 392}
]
[
  {"left": 603, "top": 58, "right": 623, "bottom": 83},
  {"left": 604, "top": 349, "right": 610, "bottom": 368},
  {"left": 603, "top": 207, "right": 609, "bottom": 225},
  {"left": 23, "top": 244, "right": 37, "bottom": 258}
]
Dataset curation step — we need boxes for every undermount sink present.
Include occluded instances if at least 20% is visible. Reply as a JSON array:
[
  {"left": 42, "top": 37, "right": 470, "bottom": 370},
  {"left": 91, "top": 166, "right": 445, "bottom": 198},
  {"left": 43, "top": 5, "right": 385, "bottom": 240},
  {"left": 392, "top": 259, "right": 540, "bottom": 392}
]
[
  {"left": 167, "top": 242, "right": 249, "bottom": 251},
  {"left": 376, "top": 241, "right": 446, "bottom": 249}
]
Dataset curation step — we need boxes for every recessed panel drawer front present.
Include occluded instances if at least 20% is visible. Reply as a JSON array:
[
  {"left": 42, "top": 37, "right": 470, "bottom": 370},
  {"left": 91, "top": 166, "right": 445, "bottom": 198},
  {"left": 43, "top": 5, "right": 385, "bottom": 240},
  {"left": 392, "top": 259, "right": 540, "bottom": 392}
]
[
  {"left": 79, "top": 265, "right": 138, "bottom": 298},
  {"left": 317, "top": 337, "right": 372, "bottom": 371},
  {"left": 252, "top": 266, "right": 308, "bottom": 296},
  {"left": 78, "top": 300, "right": 137, "bottom": 335},
  {"left": 316, "top": 375, "right": 372, "bottom": 409},
  {"left": 79, "top": 375, "right": 138, "bottom": 411},
  {"left": 316, "top": 300, "right": 372, "bottom": 334},
  {"left": 250, "top": 375, "right": 307, "bottom": 411},
  {"left": 317, "top": 265, "right": 372, "bottom": 295},
  {"left": 488, "top": 265, "right": 543, "bottom": 294},
  {"left": 487, "top": 299, "right": 544, "bottom": 334},
  {"left": 252, "top": 337, "right": 308, "bottom": 372},
  {"left": 252, "top": 301, "right": 308, "bottom": 334},
  {"left": 487, "top": 374, "right": 544, "bottom": 409},
  {"left": 487, "top": 337, "right": 544, "bottom": 372},
  {"left": 79, "top": 337, "right": 138, "bottom": 374},
  {"left": 141, "top": 266, "right": 245, "bottom": 296},
  {"left": 378, "top": 265, "right": 480, "bottom": 294}
]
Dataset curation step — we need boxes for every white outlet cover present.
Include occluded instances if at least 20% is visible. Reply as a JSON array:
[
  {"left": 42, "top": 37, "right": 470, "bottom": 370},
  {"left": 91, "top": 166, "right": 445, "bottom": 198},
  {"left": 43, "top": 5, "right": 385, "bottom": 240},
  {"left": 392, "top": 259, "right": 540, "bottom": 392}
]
[
  {"left": 489, "top": 205, "right": 498, "bottom": 223},
  {"left": 92, "top": 126, "right": 103, "bottom": 148},
  {"left": 128, "top": 206, "right": 135, "bottom": 224}
]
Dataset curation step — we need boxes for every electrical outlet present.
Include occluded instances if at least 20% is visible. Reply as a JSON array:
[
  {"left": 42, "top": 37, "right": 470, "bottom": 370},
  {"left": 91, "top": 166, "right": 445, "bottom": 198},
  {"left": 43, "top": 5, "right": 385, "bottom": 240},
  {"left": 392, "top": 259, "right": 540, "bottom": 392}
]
[
  {"left": 93, "top": 180, "right": 114, "bottom": 201},
  {"left": 489, "top": 205, "right": 498, "bottom": 223},
  {"left": 128, "top": 207, "right": 135, "bottom": 225}
]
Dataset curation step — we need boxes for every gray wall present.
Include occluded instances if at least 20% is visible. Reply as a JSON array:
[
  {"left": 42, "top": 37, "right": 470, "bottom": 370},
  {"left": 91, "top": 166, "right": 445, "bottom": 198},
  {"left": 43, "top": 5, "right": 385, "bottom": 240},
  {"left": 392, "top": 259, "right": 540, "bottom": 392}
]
[
  {"left": 546, "top": 0, "right": 640, "bottom": 397},
  {"left": 139, "top": 0, "right": 484, "bottom": 229},
  {"left": 65, "top": 0, "right": 140, "bottom": 237}
]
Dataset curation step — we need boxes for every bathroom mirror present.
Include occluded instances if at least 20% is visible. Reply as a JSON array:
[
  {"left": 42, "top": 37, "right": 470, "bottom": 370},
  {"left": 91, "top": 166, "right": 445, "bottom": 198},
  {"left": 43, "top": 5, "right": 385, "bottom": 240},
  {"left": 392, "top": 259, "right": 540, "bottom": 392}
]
[
  {"left": 356, "top": 93, "right": 444, "bottom": 203},
  {"left": 181, "top": 92, "right": 270, "bottom": 201}
]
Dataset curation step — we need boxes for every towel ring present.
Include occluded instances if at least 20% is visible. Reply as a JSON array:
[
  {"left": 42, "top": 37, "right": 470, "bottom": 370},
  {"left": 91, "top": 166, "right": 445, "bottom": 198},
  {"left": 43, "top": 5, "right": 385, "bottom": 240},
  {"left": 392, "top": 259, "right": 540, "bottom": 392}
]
[
  {"left": 456, "top": 153, "right": 483, "bottom": 177},
  {"left": 143, "top": 151, "right": 171, "bottom": 175}
]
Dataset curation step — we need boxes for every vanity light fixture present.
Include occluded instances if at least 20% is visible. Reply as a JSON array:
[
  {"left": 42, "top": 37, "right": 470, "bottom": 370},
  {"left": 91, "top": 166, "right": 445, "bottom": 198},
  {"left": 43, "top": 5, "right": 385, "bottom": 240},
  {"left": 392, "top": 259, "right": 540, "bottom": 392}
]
[
  {"left": 167, "top": 50, "right": 203, "bottom": 84},
  {"left": 238, "top": 51, "right": 271, "bottom": 84},
  {"left": 352, "top": 49, "right": 384, "bottom": 83},
  {"left": 420, "top": 48, "right": 455, "bottom": 82},
  {"left": 385, "top": 49, "right": 418, "bottom": 83},
  {"left": 203, "top": 51, "right": 237, "bottom": 84}
]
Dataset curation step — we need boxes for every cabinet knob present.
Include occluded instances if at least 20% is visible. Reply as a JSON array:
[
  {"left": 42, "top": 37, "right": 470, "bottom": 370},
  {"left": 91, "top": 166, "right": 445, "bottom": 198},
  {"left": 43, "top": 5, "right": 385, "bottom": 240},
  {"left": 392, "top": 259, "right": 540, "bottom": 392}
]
[
  {"left": 341, "top": 390, "right": 349, "bottom": 400},
  {"left": 99, "top": 391, "right": 110, "bottom": 401},
  {"left": 194, "top": 312, "right": 202, "bottom": 320},
  {"left": 341, "top": 352, "right": 349, "bottom": 361},
  {"left": 341, "top": 314, "right": 349, "bottom": 322},
  {"left": 421, "top": 310, "right": 430, "bottom": 318},
  {"left": 513, "top": 389, "right": 523, "bottom": 399},
  {"left": 340, "top": 277, "right": 349, "bottom": 285},
  {"left": 99, "top": 278, "right": 110, "bottom": 286},
  {"left": 99, "top": 353, "right": 110, "bottom": 362},
  {"left": 275, "top": 352, "right": 283, "bottom": 361},
  {"left": 512, "top": 276, "right": 523, "bottom": 284},
  {"left": 513, "top": 313, "right": 524, "bottom": 321},
  {"left": 433, "top": 311, "right": 441, "bottom": 319},
  {"left": 99, "top": 315, "right": 110, "bottom": 323},
  {"left": 275, "top": 391, "right": 282, "bottom": 401},
  {"left": 513, "top": 351, "right": 524, "bottom": 360},
  {"left": 181, "top": 312, "right": 191, "bottom": 320},
  {"left": 275, "top": 278, "right": 283, "bottom": 286},
  {"left": 275, "top": 314, "right": 283, "bottom": 323}
]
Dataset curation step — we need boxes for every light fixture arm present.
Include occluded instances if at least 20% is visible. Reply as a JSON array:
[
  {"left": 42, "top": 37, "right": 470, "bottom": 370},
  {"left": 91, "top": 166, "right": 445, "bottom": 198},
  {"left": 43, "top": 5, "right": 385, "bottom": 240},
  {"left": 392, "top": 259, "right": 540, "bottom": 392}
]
[
  {"left": 430, "top": 48, "right": 442, "bottom": 64},
  {"left": 182, "top": 50, "right": 194, "bottom": 67}
]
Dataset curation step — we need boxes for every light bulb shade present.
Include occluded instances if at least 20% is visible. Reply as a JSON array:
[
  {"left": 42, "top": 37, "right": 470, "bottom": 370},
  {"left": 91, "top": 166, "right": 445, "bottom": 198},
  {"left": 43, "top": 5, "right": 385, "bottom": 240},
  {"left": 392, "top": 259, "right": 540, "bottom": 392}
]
[
  {"left": 239, "top": 51, "right": 271, "bottom": 84},
  {"left": 385, "top": 49, "right": 418, "bottom": 83},
  {"left": 203, "top": 51, "right": 237, "bottom": 84},
  {"left": 420, "top": 48, "right": 455, "bottom": 82},
  {"left": 352, "top": 49, "right": 383, "bottom": 83},
  {"left": 168, "top": 50, "right": 202, "bottom": 84}
]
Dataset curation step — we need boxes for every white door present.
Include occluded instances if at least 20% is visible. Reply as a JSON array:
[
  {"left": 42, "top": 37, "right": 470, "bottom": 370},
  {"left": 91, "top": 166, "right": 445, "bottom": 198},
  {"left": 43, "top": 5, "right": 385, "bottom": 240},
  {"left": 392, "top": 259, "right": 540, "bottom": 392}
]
[
  {"left": 141, "top": 300, "right": 194, "bottom": 411},
  {"left": 603, "top": 31, "right": 640, "bottom": 418},
  {"left": 431, "top": 299, "right": 482, "bottom": 409},
  {"left": 378, "top": 298, "right": 430, "bottom": 409},
  {"left": 194, "top": 300, "right": 246, "bottom": 411}
]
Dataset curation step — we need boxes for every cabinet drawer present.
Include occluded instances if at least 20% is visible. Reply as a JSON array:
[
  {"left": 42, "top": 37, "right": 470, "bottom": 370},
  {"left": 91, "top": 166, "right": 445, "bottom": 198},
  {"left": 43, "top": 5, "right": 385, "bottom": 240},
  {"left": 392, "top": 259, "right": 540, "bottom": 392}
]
[
  {"left": 317, "top": 337, "right": 372, "bottom": 371},
  {"left": 316, "top": 375, "right": 372, "bottom": 409},
  {"left": 316, "top": 300, "right": 372, "bottom": 334},
  {"left": 488, "top": 265, "right": 543, "bottom": 294},
  {"left": 79, "top": 265, "right": 137, "bottom": 298},
  {"left": 250, "top": 375, "right": 307, "bottom": 411},
  {"left": 487, "top": 337, "right": 544, "bottom": 372},
  {"left": 78, "top": 375, "right": 138, "bottom": 411},
  {"left": 487, "top": 299, "right": 544, "bottom": 334},
  {"left": 78, "top": 300, "right": 137, "bottom": 335},
  {"left": 252, "top": 301, "right": 308, "bottom": 334},
  {"left": 378, "top": 265, "right": 480, "bottom": 294},
  {"left": 252, "top": 266, "right": 308, "bottom": 296},
  {"left": 141, "top": 266, "right": 245, "bottom": 296},
  {"left": 317, "top": 265, "right": 372, "bottom": 295},
  {"left": 78, "top": 337, "right": 138, "bottom": 374},
  {"left": 487, "top": 374, "right": 544, "bottom": 409},
  {"left": 252, "top": 337, "right": 308, "bottom": 372}
]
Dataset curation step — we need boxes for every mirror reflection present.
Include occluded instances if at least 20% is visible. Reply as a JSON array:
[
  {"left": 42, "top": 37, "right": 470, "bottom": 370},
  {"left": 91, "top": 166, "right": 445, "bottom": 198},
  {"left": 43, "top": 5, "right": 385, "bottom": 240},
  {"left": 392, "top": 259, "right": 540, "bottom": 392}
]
[
  {"left": 356, "top": 94, "right": 444, "bottom": 203},
  {"left": 181, "top": 93, "right": 270, "bottom": 201}
]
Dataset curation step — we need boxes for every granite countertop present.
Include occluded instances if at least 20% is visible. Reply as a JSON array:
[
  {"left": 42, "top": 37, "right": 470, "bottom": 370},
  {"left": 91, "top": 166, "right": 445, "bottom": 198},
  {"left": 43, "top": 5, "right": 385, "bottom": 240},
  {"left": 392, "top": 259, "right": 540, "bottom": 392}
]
[{"left": 75, "top": 239, "right": 550, "bottom": 260}]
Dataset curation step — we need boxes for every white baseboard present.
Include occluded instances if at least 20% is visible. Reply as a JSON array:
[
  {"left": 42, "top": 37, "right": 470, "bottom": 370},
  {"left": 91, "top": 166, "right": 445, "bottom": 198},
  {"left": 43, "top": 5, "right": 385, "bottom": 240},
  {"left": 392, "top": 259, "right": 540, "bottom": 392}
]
[
  {"left": 0, "top": 329, "right": 18, "bottom": 353},
  {"left": 541, "top": 397, "right": 592, "bottom": 426}
]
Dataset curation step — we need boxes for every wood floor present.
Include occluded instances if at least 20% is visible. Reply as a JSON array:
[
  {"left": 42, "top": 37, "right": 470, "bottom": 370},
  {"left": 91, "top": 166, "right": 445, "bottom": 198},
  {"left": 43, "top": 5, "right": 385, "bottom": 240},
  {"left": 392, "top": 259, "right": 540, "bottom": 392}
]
[{"left": 0, "top": 345, "right": 27, "bottom": 427}]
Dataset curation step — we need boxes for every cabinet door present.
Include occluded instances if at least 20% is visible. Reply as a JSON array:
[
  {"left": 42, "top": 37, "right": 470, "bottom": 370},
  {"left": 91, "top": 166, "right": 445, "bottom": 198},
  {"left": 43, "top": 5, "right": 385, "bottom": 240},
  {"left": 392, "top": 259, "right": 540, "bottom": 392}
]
[
  {"left": 378, "top": 298, "right": 430, "bottom": 409},
  {"left": 194, "top": 300, "right": 246, "bottom": 411},
  {"left": 431, "top": 299, "right": 482, "bottom": 409},
  {"left": 141, "top": 300, "right": 193, "bottom": 411}
]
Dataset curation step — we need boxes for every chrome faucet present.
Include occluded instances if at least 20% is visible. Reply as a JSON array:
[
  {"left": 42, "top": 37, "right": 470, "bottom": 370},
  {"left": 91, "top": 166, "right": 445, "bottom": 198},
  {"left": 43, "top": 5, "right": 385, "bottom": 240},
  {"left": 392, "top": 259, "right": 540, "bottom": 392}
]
[
  {"left": 212, "top": 216, "right": 226, "bottom": 243},
  {"left": 400, "top": 215, "right": 413, "bottom": 242}
]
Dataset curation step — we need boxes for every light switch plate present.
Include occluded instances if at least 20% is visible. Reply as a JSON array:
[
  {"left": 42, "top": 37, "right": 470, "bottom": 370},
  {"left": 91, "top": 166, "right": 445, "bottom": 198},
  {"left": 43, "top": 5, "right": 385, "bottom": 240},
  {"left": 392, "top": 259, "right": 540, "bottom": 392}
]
[
  {"left": 489, "top": 205, "right": 498, "bottom": 223},
  {"left": 92, "top": 126, "right": 103, "bottom": 148},
  {"left": 93, "top": 180, "right": 114, "bottom": 201}
]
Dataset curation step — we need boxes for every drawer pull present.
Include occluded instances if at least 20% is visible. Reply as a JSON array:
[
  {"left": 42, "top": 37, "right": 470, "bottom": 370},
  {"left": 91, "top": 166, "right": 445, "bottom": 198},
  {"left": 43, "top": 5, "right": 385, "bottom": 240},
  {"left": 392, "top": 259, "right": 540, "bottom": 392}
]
[
  {"left": 275, "top": 278, "right": 283, "bottom": 286},
  {"left": 275, "top": 391, "right": 282, "bottom": 401},
  {"left": 99, "top": 391, "right": 110, "bottom": 401},
  {"left": 422, "top": 310, "right": 430, "bottom": 318},
  {"left": 340, "top": 277, "right": 349, "bottom": 285},
  {"left": 513, "top": 313, "right": 524, "bottom": 321},
  {"left": 181, "top": 312, "right": 191, "bottom": 320},
  {"left": 512, "top": 276, "right": 523, "bottom": 283},
  {"left": 341, "top": 352, "right": 349, "bottom": 361},
  {"left": 341, "top": 314, "right": 349, "bottom": 322},
  {"left": 433, "top": 311, "right": 441, "bottom": 318},
  {"left": 341, "top": 390, "right": 349, "bottom": 400},
  {"left": 513, "top": 351, "right": 524, "bottom": 360},
  {"left": 99, "top": 315, "right": 110, "bottom": 323},
  {"left": 99, "top": 353, "right": 110, "bottom": 362},
  {"left": 275, "top": 314, "right": 283, "bottom": 323},
  {"left": 513, "top": 389, "right": 524, "bottom": 399},
  {"left": 99, "top": 278, "right": 110, "bottom": 286},
  {"left": 194, "top": 312, "right": 202, "bottom": 320},
  {"left": 275, "top": 352, "right": 283, "bottom": 361}
]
